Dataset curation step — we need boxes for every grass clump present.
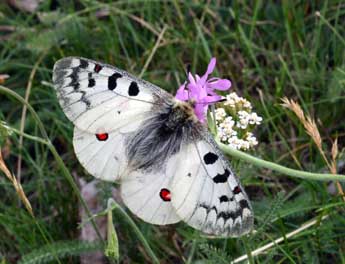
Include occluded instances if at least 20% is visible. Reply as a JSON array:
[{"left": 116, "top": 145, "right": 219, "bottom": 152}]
[{"left": 1, "top": 1, "right": 345, "bottom": 263}]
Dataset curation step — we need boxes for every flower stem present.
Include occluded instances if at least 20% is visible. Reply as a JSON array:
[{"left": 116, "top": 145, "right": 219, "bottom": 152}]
[{"left": 216, "top": 139, "right": 345, "bottom": 182}]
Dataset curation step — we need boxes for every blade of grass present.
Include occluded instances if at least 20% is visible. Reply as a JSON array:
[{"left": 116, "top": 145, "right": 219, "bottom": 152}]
[
  {"left": 315, "top": 11, "right": 345, "bottom": 47},
  {"left": 231, "top": 214, "right": 329, "bottom": 263},
  {"left": 229, "top": 7, "right": 269, "bottom": 92},
  {"left": 0, "top": 85, "right": 104, "bottom": 244},
  {"left": 108, "top": 199, "right": 159, "bottom": 264}
]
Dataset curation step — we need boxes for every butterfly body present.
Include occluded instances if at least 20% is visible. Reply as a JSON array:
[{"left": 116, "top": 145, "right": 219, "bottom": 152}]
[
  {"left": 126, "top": 99, "right": 201, "bottom": 172},
  {"left": 163, "top": 100, "right": 198, "bottom": 130},
  {"left": 53, "top": 57, "right": 254, "bottom": 237}
]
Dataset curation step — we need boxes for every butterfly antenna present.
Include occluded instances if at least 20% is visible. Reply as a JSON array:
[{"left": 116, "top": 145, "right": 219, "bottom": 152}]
[
  {"left": 185, "top": 63, "right": 191, "bottom": 77},
  {"left": 185, "top": 63, "right": 191, "bottom": 100}
]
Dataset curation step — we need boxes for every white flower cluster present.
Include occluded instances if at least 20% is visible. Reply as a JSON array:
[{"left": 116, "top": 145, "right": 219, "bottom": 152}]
[
  {"left": 215, "top": 92, "right": 262, "bottom": 151},
  {"left": 224, "top": 92, "right": 252, "bottom": 110},
  {"left": 236, "top": 111, "right": 263, "bottom": 129}
]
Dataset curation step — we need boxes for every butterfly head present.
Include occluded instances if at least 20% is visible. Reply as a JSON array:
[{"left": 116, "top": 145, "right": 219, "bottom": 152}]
[{"left": 171, "top": 99, "right": 199, "bottom": 125}]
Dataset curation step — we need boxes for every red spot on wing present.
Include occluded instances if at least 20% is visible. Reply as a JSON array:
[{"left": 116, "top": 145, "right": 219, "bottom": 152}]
[
  {"left": 96, "top": 133, "right": 108, "bottom": 141},
  {"left": 159, "top": 188, "right": 171, "bottom": 202},
  {"left": 94, "top": 64, "right": 103, "bottom": 73},
  {"left": 233, "top": 186, "right": 241, "bottom": 195}
]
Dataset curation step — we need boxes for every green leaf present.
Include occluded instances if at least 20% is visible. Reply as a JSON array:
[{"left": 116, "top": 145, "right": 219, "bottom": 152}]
[{"left": 105, "top": 199, "right": 119, "bottom": 261}]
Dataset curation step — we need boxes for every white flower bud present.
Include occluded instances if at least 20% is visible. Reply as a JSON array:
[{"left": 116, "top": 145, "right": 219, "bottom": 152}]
[{"left": 215, "top": 108, "right": 226, "bottom": 122}]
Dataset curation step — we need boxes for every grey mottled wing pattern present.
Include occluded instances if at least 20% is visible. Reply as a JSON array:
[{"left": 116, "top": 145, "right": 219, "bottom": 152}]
[{"left": 53, "top": 56, "right": 172, "bottom": 133}]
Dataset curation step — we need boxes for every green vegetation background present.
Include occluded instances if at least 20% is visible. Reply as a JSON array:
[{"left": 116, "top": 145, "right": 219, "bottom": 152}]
[{"left": 1, "top": 1, "right": 345, "bottom": 263}]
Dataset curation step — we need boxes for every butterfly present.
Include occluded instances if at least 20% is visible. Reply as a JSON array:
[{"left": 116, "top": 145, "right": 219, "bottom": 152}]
[{"left": 52, "top": 57, "right": 253, "bottom": 237}]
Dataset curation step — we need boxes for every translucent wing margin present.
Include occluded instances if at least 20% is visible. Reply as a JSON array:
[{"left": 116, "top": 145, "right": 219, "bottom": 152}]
[{"left": 52, "top": 57, "right": 172, "bottom": 133}]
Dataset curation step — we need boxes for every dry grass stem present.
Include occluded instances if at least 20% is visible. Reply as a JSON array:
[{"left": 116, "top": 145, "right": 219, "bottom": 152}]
[
  {"left": 17, "top": 52, "right": 46, "bottom": 183},
  {"left": 0, "top": 148, "right": 34, "bottom": 216},
  {"left": 281, "top": 97, "right": 345, "bottom": 199},
  {"left": 281, "top": 97, "right": 329, "bottom": 166},
  {"left": 330, "top": 138, "right": 344, "bottom": 199},
  {"left": 331, "top": 137, "right": 338, "bottom": 165},
  {"left": 232, "top": 215, "right": 329, "bottom": 264},
  {"left": 139, "top": 25, "right": 168, "bottom": 79}
]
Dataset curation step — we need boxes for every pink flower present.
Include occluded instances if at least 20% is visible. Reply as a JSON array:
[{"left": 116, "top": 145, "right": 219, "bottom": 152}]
[{"left": 175, "top": 58, "right": 231, "bottom": 122}]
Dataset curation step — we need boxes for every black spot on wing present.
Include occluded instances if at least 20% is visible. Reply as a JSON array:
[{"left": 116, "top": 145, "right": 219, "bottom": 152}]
[
  {"left": 217, "top": 209, "right": 242, "bottom": 221},
  {"left": 213, "top": 169, "right": 230, "bottom": 183},
  {"left": 68, "top": 68, "right": 79, "bottom": 90},
  {"left": 88, "top": 78, "right": 95, "bottom": 87},
  {"left": 203, "top": 152, "right": 218, "bottom": 165},
  {"left": 79, "top": 59, "right": 89, "bottom": 69},
  {"left": 128, "top": 81, "right": 139, "bottom": 96},
  {"left": 199, "top": 202, "right": 241, "bottom": 221},
  {"left": 239, "top": 199, "right": 249, "bottom": 209},
  {"left": 219, "top": 195, "right": 233, "bottom": 203},
  {"left": 108, "top": 73, "right": 122, "bottom": 90}
]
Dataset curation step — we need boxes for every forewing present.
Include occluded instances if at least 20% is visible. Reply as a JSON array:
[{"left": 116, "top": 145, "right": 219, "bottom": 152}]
[
  {"left": 53, "top": 57, "right": 171, "bottom": 133},
  {"left": 121, "top": 154, "right": 181, "bottom": 225},
  {"left": 171, "top": 133, "right": 253, "bottom": 237}
]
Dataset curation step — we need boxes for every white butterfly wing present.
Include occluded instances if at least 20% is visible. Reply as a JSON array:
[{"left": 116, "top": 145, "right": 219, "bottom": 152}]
[
  {"left": 53, "top": 57, "right": 170, "bottom": 133},
  {"left": 53, "top": 57, "right": 169, "bottom": 182},
  {"left": 53, "top": 57, "right": 253, "bottom": 234},
  {"left": 121, "top": 154, "right": 181, "bottom": 225},
  {"left": 171, "top": 135, "right": 253, "bottom": 237},
  {"left": 73, "top": 118, "right": 142, "bottom": 181}
]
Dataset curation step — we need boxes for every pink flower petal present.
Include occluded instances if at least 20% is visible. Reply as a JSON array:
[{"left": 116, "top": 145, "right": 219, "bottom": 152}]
[
  {"left": 202, "top": 95, "right": 222, "bottom": 103},
  {"left": 200, "top": 58, "right": 216, "bottom": 85},
  {"left": 206, "top": 89, "right": 217, "bottom": 96},
  {"left": 174, "top": 57, "right": 231, "bottom": 123},
  {"left": 188, "top": 72, "right": 196, "bottom": 86},
  {"left": 194, "top": 104, "right": 206, "bottom": 123},
  {"left": 207, "top": 79, "right": 231, "bottom": 90},
  {"left": 175, "top": 83, "right": 188, "bottom": 101},
  {"left": 206, "top": 57, "right": 216, "bottom": 74},
  {"left": 187, "top": 84, "right": 201, "bottom": 99}
]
